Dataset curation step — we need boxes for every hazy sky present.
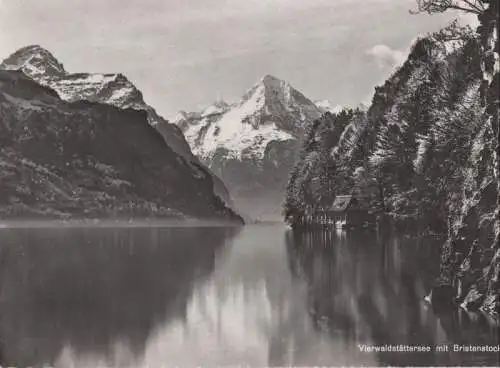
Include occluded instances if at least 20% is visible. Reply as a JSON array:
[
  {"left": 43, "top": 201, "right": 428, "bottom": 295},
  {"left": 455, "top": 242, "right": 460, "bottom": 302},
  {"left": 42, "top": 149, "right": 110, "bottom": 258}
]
[{"left": 0, "top": 0, "right": 476, "bottom": 118}]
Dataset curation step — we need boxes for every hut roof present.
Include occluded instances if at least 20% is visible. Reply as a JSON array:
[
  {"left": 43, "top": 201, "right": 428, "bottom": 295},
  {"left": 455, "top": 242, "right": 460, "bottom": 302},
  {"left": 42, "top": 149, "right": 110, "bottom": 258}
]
[{"left": 329, "top": 195, "right": 354, "bottom": 212}]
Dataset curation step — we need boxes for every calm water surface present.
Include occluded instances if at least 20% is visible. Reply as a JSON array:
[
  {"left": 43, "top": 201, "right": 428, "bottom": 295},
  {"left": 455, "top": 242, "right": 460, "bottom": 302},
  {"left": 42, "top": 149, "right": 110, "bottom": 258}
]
[{"left": 0, "top": 224, "right": 498, "bottom": 367}]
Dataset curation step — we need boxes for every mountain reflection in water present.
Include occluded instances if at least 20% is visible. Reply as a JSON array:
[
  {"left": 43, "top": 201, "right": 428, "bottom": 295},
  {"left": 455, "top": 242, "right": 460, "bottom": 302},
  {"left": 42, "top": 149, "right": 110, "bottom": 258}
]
[{"left": 0, "top": 225, "right": 498, "bottom": 367}]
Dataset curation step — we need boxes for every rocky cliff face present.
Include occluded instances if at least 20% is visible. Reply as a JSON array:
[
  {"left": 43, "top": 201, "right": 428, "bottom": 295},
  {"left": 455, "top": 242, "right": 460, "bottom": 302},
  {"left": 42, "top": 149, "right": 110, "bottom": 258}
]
[
  {"left": 0, "top": 70, "right": 242, "bottom": 222},
  {"left": 0, "top": 45, "right": 233, "bottom": 207},
  {"left": 438, "top": 0, "right": 499, "bottom": 319},
  {"left": 175, "top": 75, "right": 323, "bottom": 220},
  {"left": 480, "top": 0, "right": 500, "bottom": 318}
]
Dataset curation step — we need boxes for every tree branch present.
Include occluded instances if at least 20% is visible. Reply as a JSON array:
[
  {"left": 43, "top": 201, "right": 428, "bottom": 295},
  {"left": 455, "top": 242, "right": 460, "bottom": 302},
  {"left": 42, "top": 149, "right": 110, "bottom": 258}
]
[
  {"left": 447, "top": 4, "right": 483, "bottom": 14},
  {"left": 462, "top": 0, "right": 485, "bottom": 13},
  {"left": 412, "top": 0, "right": 485, "bottom": 15}
]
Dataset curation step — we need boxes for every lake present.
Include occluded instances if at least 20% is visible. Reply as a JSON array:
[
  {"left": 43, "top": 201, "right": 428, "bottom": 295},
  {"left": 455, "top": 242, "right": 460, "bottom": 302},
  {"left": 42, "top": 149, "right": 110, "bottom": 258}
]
[{"left": 0, "top": 224, "right": 498, "bottom": 367}]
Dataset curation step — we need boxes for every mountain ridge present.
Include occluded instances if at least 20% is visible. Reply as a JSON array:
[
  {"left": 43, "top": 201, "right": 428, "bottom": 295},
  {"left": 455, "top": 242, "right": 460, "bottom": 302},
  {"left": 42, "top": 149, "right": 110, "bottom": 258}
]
[
  {"left": 0, "top": 45, "right": 234, "bottom": 208},
  {"left": 0, "top": 69, "right": 242, "bottom": 222},
  {"left": 175, "top": 74, "right": 323, "bottom": 161}
]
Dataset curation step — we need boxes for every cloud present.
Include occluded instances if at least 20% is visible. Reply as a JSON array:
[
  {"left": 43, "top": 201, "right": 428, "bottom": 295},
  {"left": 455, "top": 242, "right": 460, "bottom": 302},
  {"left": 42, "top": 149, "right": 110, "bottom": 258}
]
[{"left": 365, "top": 44, "right": 407, "bottom": 68}]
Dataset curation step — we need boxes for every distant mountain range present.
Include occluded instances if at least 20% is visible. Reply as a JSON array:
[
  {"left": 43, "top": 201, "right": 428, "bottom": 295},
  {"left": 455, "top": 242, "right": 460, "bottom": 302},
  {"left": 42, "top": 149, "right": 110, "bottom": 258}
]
[
  {"left": 174, "top": 74, "right": 324, "bottom": 220},
  {"left": 314, "top": 100, "right": 343, "bottom": 115},
  {"left": 1, "top": 46, "right": 346, "bottom": 221},
  {"left": 0, "top": 46, "right": 241, "bottom": 222}
]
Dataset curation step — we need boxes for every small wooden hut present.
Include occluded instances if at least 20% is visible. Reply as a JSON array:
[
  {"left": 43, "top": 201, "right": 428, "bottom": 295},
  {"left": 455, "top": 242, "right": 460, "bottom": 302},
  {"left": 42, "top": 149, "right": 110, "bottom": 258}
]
[{"left": 317, "top": 194, "right": 374, "bottom": 228}]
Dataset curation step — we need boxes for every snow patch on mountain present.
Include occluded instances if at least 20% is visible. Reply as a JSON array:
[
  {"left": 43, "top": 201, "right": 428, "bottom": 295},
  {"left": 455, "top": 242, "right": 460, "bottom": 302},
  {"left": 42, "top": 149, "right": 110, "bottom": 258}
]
[
  {"left": 108, "top": 83, "right": 137, "bottom": 104},
  {"left": 201, "top": 121, "right": 294, "bottom": 160},
  {"left": 201, "top": 100, "right": 230, "bottom": 118}
]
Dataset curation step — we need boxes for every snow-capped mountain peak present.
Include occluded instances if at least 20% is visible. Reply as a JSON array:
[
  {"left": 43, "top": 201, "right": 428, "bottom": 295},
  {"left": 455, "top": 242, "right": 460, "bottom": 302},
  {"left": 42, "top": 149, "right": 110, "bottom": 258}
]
[
  {"left": 235, "top": 74, "right": 322, "bottom": 132},
  {"left": 243, "top": 74, "right": 306, "bottom": 107},
  {"left": 0, "top": 46, "right": 143, "bottom": 107},
  {"left": 1, "top": 45, "right": 66, "bottom": 77},
  {"left": 257, "top": 74, "right": 290, "bottom": 94},
  {"left": 173, "top": 74, "right": 324, "bottom": 219},
  {"left": 175, "top": 74, "right": 322, "bottom": 161}
]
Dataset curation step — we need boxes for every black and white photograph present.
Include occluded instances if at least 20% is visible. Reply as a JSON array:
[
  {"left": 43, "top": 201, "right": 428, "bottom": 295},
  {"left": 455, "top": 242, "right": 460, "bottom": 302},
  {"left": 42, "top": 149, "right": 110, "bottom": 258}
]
[{"left": 0, "top": 0, "right": 499, "bottom": 367}]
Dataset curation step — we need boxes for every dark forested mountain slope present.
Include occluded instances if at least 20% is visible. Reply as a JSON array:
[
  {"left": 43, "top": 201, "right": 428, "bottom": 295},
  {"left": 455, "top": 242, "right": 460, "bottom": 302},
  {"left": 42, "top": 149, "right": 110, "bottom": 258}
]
[
  {"left": 286, "top": 24, "right": 483, "bottom": 229},
  {"left": 0, "top": 70, "right": 242, "bottom": 222},
  {"left": 0, "top": 45, "right": 233, "bottom": 208},
  {"left": 284, "top": 21, "right": 498, "bottom": 317}
]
